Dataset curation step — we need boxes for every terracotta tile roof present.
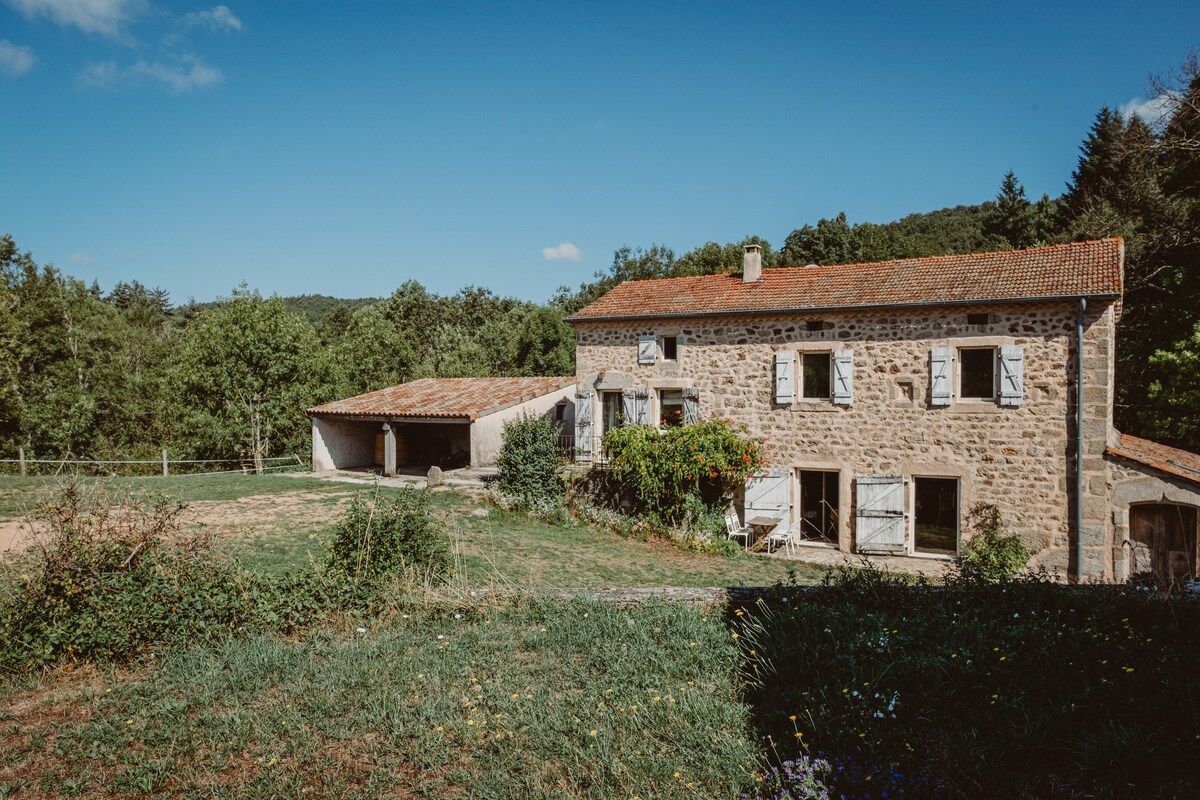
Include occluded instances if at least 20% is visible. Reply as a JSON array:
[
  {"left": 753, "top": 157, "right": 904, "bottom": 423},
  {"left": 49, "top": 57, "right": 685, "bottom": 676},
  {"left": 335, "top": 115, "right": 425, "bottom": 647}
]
[
  {"left": 1108, "top": 434, "right": 1200, "bottom": 485},
  {"left": 308, "top": 377, "right": 575, "bottom": 420},
  {"left": 565, "top": 239, "right": 1123, "bottom": 322}
]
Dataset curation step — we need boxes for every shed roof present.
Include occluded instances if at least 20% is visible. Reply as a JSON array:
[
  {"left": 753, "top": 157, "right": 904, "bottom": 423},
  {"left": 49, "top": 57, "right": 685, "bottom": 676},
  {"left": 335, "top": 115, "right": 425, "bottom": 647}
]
[
  {"left": 308, "top": 377, "right": 575, "bottom": 421},
  {"left": 565, "top": 238, "right": 1123, "bottom": 322},
  {"left": 1107, "top": 434, "right": 1200, "bottom": 486}
]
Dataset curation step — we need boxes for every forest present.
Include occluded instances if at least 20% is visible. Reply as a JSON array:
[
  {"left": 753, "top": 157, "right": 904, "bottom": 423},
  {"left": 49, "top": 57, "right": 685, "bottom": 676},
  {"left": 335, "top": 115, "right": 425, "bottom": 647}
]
[{"left": 3, "top": 57, "right": 1199, "bottom": 466}]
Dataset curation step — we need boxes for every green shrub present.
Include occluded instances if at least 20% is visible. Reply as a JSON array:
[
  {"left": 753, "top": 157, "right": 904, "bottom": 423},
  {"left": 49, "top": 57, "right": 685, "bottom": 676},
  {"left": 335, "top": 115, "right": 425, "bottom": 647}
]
[
  {"left": 602, "top": 417, "right": 765, "bottom": 524},
  {"left": 954, "top": 502, "right": 1031, "bottom": 583},
  {"left": 326, "top": 488, "right": 452, "bottom": 583},
  {"left": 496, "top": 413, "right": 565, "bottom": 511},
  {"left": 0, "top": 480, "right": 262, "bottom": 671}
]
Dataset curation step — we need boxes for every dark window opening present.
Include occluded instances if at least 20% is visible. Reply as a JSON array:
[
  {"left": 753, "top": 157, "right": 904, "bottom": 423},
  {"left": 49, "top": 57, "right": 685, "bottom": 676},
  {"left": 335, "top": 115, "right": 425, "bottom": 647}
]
[
  {"left": 801, "top": 352, "right": 832, "bottom": 399},
  {"left": 798, "top": 470, "right": 839, "bottom": 542},
  {"left": 806, "top": 320, "right": 833, "bottom": 332},
  {"left": 659, "top": 389, "right": 684, "bottom": 428},
  {"left": 662, "top": 336, "right": 678, "bottom": 360},
  {"left": 914, "top": 477, "right": 958, "bottom": 554},
  {"left": 960, "top": 348, "right": 996, "bottom": 400},
  {"left": 966, "top": 313, "right": 990, "bottom": 325}
]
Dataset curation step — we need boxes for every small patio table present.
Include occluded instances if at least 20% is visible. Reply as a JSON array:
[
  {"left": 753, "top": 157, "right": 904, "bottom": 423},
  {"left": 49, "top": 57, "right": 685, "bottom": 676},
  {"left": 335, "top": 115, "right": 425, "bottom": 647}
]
[{"left": 746, "top": 515, "right": 784, "bottom": 551}]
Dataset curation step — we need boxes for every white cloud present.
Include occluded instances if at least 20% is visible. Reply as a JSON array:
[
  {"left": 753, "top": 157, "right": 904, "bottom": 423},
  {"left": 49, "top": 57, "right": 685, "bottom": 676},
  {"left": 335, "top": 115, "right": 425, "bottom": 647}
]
[
  {"left": 183, "top": 5, "right": 242, "bottom": 32},
  {"left": 67, "top": 252, "right": 94, "bottom": 265},
  {"left": 0, "top": 40, "right": 34, "bottom": 74},
  {"left": 79, "top": 54, "right": 223, "bottom": 92},
  {"left": 3, "top": 0, "right": 146, "bottom": 38},
  {"left": 541, "top": 242, "right": 583, "bottom": 262},
  {"left": 1120, "top": 93, "right": 1177, "bottom": 127}
]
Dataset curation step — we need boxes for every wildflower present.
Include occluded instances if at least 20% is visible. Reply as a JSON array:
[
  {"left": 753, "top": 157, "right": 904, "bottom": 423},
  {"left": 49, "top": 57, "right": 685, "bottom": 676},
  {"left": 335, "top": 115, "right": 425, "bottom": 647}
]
[{"left": 589, "top": 729, "right": 598, "bottom": 737}]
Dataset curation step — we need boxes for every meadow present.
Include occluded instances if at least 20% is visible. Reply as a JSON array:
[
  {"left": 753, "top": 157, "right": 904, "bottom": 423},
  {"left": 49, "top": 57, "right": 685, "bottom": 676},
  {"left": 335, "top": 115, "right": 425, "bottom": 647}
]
[{"left": 0, "top": 474, "right": 1196, "bottom": 799}]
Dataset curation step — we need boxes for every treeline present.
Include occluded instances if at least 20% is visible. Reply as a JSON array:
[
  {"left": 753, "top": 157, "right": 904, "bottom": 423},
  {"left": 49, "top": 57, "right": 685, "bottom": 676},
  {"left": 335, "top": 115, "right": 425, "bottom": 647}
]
[{"left": 3, "top": 56, "right": 1198, "bottom": 465}]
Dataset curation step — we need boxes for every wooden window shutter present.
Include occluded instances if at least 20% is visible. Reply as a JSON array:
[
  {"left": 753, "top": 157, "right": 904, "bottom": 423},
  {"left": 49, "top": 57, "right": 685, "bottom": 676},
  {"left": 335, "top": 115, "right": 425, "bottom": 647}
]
[
  {"left": 574, "top": 390, "right": 592, "bottom": 459},
  {"left": 634, "top": 387, "right": 650, "bottom": 425},
  {"left": 998, "top": 345, "right": 1024, "bottom": 406},
  {"left": 929, "top": 347, "right": 952, "bottom": 406},
  {"left": 832, "top": 348, "right": 854, "bottom": 405},
  {"left": 682, "top": 388, "right": 700, "bottom": 425},
  {"left": 638, "top": 335, "right": 657, "bottom": 365},
  {"left": 774, "top": 351, "right": 795, "bottom": 404},
  {"left": 621, "top": 389, "right": 636, "bottom": 423},
  {"left": 855, "top": 474, "right": 906, "bottom": 554},
  {"left": 745, "top": 468, "right": 791, "bottom": 537}
]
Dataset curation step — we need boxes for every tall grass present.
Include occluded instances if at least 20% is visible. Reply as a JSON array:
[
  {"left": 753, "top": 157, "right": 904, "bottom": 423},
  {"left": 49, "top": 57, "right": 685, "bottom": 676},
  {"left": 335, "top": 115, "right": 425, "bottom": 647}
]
[{"left": 2, "top": 599, "right": 759, "bottom": 799}]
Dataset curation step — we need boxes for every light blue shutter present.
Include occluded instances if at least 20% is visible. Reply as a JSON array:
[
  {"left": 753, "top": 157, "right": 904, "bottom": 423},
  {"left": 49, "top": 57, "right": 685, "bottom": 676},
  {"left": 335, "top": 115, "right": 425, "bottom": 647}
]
[
  {"left": 622, "top": 389, "right": 636, "bottom": 423},
  {"left": 638, "top": 335, "right": 657, "bottom": 365},
  {"left": 774, "top": 352, "right": 794, "bottom": 404},
  {"left": 832, "top": 348, "right": 854, "bottom": 405},
  {"left": 634, "top": 388, "right": 650, "bottom": 425},
  {"left": 998, "top": 345, "right": 1024, "bottom": 406},
  {"left": 575, "top": 390, "right": 592, "bottom": 460},
  {"left": 930, "top": 347, "right": 952, "bottom": 406},
  {"left": 855, "top": 475, "right": 906, "bottom": 554},
  {"left": 745, "top": 468, "right": 791, "bottom": 537},
  {"left": 682, "top": 388, "right": 700, "bottom": 425}
]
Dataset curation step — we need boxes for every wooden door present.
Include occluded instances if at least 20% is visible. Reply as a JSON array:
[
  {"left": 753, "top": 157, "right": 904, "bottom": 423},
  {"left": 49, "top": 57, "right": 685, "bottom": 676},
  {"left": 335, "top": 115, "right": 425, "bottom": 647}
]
[{"left": 1129, "top": 504, "right": 1198, "bottom": 583}]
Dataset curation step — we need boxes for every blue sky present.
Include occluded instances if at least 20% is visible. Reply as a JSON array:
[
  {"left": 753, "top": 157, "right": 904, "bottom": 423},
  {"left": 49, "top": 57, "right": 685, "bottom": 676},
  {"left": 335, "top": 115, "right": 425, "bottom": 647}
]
[{"left": 1, "top": 1, "right": 1197, "bottom": 305}]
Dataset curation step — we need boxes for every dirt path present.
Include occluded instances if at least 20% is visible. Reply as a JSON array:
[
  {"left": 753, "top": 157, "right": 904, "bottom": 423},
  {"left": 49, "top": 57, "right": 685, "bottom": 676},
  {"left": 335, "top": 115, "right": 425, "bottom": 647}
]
[{"left": 181, "top": 490, "right": 355, "bottom": 539}]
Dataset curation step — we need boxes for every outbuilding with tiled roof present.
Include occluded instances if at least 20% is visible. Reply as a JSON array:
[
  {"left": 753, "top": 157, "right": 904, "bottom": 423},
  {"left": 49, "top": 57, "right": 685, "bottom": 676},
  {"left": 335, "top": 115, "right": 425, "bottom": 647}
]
[{"left": 308, "top": 377, "right": 575, "bottom": 473}]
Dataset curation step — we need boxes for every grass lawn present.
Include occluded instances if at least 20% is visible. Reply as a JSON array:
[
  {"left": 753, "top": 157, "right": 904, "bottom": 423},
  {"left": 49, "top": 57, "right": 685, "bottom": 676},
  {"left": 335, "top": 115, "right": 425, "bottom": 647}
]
[
  {"left": 0, "top": 600, "right": 759, "bottom": 799},
  {"left": 1, "top": 475, "right": 820, "bottom": 589}
]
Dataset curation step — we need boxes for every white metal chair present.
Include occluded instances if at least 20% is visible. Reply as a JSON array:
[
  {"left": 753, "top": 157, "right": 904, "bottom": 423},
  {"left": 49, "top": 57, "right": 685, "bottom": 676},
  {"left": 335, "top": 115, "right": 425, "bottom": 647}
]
[
  {"left": 766, "top": 523, "right": 797, "bottom": 557},
  {"left": 725, "top": 511, "right": 751, "bottom": 547}
]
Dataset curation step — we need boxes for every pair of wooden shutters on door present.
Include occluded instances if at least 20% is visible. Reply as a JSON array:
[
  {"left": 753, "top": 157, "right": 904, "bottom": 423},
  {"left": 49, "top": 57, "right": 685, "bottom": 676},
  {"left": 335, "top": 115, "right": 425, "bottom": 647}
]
[{"left": 774, "top": 346, "right": 1025, "bottom": 406}]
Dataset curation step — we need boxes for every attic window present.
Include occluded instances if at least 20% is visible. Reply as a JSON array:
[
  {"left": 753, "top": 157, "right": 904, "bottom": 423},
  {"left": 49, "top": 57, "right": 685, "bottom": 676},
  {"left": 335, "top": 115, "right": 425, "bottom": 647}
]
[
  {"left": 806, "top": 320, "right": 833, "bottom": 332},
  {"left": 966, "top": 313, "right": 990, "bottom": 326}
]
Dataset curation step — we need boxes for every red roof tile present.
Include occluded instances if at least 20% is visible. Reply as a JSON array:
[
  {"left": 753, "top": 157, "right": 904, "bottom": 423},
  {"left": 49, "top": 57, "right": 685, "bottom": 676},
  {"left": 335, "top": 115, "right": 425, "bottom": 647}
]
[
  {"left": 1108, "top": 434, "right": 1200, "bottom": 485},
  {"left": 309, "top": 377, "right": 574, "bottom": 420},
  {"left": 566, "top": 239, "right": 1123, "bottom": 322}
]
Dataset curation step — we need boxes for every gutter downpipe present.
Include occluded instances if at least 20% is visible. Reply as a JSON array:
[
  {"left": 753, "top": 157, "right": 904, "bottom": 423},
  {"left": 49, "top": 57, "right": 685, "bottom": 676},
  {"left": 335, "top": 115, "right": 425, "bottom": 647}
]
[{"left": 1076, "top": 297, "right": 1087, "bottom": 583}]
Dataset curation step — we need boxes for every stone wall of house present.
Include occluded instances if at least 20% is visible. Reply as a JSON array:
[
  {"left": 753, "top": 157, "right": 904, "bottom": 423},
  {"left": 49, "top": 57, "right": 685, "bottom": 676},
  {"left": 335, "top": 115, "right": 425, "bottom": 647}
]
[{"left": 573, "top": 300, "right": 1118, "bottom": 579}]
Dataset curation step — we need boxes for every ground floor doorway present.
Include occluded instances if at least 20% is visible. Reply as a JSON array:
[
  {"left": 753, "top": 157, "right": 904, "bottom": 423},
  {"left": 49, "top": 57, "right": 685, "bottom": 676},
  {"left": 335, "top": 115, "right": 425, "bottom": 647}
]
[
  {"left": 797, "top": 470, "right": 838, "bottom": 544},
  {"left": 913, "top": 476, "right": 958, "bottom": 555}
]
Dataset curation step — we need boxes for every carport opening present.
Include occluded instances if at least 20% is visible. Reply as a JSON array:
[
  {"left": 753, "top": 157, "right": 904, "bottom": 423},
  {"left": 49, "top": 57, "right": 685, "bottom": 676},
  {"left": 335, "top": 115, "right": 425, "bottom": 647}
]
[{"left": 375, "top": 422, "right": 471, "bottom": 471}]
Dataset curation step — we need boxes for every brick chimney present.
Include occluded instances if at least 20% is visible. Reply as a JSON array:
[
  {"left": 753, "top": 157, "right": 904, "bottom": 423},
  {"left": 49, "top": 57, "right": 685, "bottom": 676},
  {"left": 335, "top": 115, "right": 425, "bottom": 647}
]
[{"left": 743, "top": 244, "right": 762, "bottom": 283}]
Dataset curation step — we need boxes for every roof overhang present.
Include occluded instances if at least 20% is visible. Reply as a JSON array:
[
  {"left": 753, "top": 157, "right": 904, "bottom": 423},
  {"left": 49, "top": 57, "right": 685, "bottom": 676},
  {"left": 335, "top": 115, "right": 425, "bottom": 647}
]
[{"left": 565, "top": 293, "right": 1122, "bottom": 325}]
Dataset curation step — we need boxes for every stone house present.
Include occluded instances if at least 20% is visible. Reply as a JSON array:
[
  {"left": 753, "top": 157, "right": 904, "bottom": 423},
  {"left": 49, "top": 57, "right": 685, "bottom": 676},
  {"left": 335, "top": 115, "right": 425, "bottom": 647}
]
[
  {"left": 564, "top": 239, "right": 1200, "bottom": 583},
  {"left": 309, "top": 376, "right": 575, "bottom": 474}
]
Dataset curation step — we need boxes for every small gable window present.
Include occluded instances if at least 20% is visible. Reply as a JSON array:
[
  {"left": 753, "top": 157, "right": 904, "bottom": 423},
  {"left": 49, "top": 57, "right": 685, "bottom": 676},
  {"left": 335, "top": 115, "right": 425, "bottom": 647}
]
[
  {"left": 661, "top": 335, "right": 678, "bottom": 361},
  {"left": 806, "top": 320, "right": 833, "bottom": 332},
  {"left": 966, "top": 313, "right": 990, "bottom": 326}
]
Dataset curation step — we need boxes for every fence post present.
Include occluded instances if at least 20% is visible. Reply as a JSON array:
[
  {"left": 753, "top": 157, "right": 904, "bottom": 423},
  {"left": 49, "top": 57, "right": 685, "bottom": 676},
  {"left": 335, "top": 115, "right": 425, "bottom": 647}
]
[
  {"left": 162, "top": 449, "right": 169, "bottom": 477},
  {"left": 18, "top": 447, "right": 25, "bottom": 478}
]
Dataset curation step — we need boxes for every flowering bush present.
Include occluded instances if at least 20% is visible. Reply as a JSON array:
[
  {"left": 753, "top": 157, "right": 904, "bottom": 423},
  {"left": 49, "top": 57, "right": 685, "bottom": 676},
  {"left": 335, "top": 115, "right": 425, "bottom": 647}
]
[{"left": 601, "top": 417, "right": 764, "bottom": 527}]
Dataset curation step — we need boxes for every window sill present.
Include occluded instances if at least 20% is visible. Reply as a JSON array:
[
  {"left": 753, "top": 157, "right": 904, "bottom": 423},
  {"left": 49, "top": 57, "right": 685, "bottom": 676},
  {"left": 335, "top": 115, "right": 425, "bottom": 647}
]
[{"left": 792, "top": 400, "right": 841, "bottom": 412}]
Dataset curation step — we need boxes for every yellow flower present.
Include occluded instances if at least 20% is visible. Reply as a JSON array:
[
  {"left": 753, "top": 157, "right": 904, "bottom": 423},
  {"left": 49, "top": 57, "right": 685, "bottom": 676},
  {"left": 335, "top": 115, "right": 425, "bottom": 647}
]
[
  {"left": 789, "top": 715, "right": 797, "bottom": 721},
  {"left": 589, "top": 729, "right": 597, "bottom": 737}
]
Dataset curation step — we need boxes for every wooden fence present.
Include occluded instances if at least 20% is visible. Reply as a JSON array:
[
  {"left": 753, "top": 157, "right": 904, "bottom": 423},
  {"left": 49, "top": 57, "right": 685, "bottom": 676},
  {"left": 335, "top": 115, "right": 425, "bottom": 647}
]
[{"left": 1, "top": 448, "right": 303, "bottom": 478}]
